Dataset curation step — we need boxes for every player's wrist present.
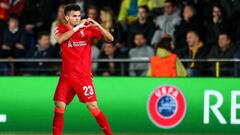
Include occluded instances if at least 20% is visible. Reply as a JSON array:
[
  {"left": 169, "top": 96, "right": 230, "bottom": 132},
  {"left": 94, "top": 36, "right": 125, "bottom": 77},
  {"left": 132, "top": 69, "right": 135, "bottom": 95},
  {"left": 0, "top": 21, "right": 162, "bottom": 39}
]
[{"left": 73, "top": 25, "right": 81, "bottom": 32}]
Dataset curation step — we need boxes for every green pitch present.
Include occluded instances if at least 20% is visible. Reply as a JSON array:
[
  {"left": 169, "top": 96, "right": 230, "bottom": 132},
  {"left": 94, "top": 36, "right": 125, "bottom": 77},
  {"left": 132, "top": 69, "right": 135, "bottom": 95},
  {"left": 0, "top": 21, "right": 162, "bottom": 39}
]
[{"left": 0, "top": 133, "right": 238, "bottom": 135}]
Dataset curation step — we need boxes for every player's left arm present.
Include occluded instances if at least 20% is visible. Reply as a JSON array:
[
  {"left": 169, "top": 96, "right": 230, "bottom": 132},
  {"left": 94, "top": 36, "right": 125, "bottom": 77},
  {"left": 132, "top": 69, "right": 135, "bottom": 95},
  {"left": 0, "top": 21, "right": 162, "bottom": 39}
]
[{"left": 87, "top": 18, "right": 114, "bottom": 42}]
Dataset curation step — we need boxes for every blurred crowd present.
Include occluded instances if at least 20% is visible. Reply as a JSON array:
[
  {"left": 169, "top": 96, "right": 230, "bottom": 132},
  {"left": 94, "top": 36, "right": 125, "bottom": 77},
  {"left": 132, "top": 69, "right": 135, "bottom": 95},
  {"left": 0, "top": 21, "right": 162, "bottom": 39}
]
[{"left": 0, "top": 0, "right": 240, "bottom": 77}]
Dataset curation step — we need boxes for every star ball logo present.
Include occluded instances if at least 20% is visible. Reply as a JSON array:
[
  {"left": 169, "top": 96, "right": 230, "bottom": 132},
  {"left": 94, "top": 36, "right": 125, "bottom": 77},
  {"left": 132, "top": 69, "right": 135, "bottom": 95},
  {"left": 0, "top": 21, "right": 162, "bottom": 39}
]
[{"left": 147, "top": 85, "right": 187, "bottom": 129}]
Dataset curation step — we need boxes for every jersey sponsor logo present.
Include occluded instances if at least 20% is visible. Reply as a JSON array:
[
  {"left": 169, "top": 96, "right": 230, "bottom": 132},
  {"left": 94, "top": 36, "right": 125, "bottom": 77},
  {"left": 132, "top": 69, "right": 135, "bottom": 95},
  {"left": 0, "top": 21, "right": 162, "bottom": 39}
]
[
  {"left": 147, "top": 85, "right": 187, "bottom": 129},
  {"left": 68, "top": 40, "right": 87, "bottom": 48}
]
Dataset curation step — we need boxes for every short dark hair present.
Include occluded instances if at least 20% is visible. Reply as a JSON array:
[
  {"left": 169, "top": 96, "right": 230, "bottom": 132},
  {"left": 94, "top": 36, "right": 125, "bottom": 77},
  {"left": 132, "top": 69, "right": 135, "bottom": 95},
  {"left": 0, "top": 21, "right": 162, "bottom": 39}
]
[
  {"left": 64, "top": 3, "right": 81, "bottom": 15},
  {"left": 88, "top": 5, "right": 97, "bottom": 11},
  {"left": 165, "top": 0, "right": 176, "bottom": 6},
  {"left": 218, "top": 31, "right": 231, "bottom": 40},
  {"left": 9, "top": 14, "right": 19, "bottom": 21},
  {"left": 138, "top": 5, "right": 149, "bottom": 13},
  {"left": 134, "top": 31, "right": 146, "bottom": 39},
  {"left": 37, "top": 31, "right": 49, "bottom": 40},
  {"left": 156, "top": 37, "right": 174, "bottom": 52},
  {"left": 103, "top": 41, "right": 116, "bottom": 47},
  {"left": 187, "top": 30, "right": 200, "bottom": 38}
]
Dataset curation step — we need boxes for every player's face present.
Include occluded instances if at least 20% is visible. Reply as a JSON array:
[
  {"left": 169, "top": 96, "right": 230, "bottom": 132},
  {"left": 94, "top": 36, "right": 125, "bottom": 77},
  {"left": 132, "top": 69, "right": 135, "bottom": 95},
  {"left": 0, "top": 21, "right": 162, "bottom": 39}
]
[{"left": 65, "top": 10, "right": 81, "bottom": 26}]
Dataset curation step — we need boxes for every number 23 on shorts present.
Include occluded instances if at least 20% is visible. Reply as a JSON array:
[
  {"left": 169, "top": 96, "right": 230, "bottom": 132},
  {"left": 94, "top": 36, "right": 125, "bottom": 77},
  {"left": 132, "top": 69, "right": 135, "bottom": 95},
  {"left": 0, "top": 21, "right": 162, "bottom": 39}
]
[{"left": 83, "top": 85, "right": 94, "bottom": 96}]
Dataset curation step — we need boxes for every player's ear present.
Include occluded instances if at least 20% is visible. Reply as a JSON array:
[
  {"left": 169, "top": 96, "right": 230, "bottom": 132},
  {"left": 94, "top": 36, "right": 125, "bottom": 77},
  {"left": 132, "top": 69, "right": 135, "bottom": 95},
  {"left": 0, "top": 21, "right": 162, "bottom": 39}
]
[{"left": 65, "top": 16, "right": 69, "bottom": 21}]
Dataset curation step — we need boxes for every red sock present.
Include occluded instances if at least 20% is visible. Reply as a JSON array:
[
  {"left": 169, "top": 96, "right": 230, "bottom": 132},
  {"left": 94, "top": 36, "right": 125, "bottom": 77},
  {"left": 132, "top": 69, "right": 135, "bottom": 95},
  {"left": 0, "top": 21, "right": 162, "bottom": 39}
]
[
  {"left": 52, "top": 107, "right": 64, "bottom": 135},
  {"left": 90, "top": 108, "right": 112, "bottom": 135}
]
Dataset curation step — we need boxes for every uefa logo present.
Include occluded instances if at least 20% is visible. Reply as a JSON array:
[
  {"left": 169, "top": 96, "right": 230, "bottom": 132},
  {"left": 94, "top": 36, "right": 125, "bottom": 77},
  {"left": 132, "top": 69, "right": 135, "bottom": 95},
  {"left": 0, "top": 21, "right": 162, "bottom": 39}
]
[{"left": 147, "top": 85, "right": 187, "bottom": 129}]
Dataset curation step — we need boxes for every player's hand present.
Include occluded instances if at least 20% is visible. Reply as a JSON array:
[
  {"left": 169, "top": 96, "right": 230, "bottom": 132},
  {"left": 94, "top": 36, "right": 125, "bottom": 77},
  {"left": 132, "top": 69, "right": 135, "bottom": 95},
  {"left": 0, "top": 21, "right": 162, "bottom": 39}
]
[
  {"left": 87, "top": 18, "right": 100, "bottom": 27},
  {"left": 73, "top": 19, "right": 88, "bottom": 32}
]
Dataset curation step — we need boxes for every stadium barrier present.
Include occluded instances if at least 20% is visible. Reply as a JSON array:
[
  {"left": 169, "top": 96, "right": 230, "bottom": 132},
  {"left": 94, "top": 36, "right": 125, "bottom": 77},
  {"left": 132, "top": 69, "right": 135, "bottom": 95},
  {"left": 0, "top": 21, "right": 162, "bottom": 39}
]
[
  {"left": 0, "top": 77, "right": 239, "bottom": 134},
  {"left": 0, "top": 58, "right": 240, "bottom": 77}
]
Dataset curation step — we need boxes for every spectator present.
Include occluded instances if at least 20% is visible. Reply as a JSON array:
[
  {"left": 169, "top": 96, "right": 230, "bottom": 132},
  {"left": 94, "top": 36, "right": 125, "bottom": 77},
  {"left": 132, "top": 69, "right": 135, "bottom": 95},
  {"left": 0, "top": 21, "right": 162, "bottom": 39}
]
[
  {"left": 99, "top": 7, "right": 123, "bottom": 47},
  {"left": 50, "top": 3, "right": 66, "bottom": 46},
  {"left": 147, "top": 37, "right": 187, "bottom": 77},
  {"left": 0, "top": 14, "right": 27, "bottom": 59},
  {"left": 86, "top": 5, "right": 98, "bottom": 21},
  {"left": 129, "top": 32, "right": 154, "bottom": 76},
  {"left": 118, "top": 0, "right": 148, "bottom": 24},
  {"left": 180, "top": 31, "right": 208, "bottom": 76},
  {"left": 204, "top": 4, "right": 231, "bottom": 47},
  {"left": 151, "top": 0, "right": 181, "bottom": 45},
  {"left": 127, "top": 6, "right": 155, "bottom": 48},
  {"left": 0, "top": 14, "right": 27, "bottom": 75},
  {"left": 97, "top": 42, "right": 124, "bottom": 76},
  {"left": 25, "top": 31, "right": 56, "bottom": 75},
  {"left": 174, "top": 4, "right": 203, "bottom": 53},
  {"left": 208, "top": 32, "right": 237, "bottom": 76}
]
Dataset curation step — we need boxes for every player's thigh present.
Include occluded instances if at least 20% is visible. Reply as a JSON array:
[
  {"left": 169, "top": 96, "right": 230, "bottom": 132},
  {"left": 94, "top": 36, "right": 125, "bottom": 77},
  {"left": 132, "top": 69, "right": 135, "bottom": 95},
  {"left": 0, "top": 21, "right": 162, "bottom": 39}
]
[
  {"left": 54, "top": 78, "right": 76, "bottom": 105},
  {"left": 72, "top": 78, "right": 97, "bottom": 103}
]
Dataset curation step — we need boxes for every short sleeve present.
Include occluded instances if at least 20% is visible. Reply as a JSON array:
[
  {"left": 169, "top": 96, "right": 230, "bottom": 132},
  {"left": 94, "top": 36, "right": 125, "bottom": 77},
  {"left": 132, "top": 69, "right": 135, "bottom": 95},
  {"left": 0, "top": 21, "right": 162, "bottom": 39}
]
[
  {"left": 54, "top": 25, "right": 66, "bottom": 35},
  {"left": 89, "top": 26, "right": 102, "bottom": 40}
]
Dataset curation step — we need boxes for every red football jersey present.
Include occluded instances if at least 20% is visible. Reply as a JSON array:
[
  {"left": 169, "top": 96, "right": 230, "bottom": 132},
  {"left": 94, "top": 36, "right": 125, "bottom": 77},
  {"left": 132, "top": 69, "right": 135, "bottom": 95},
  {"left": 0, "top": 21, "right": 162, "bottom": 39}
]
[{"left": 55, "top": 24, "right": 102, "bottom": 79}]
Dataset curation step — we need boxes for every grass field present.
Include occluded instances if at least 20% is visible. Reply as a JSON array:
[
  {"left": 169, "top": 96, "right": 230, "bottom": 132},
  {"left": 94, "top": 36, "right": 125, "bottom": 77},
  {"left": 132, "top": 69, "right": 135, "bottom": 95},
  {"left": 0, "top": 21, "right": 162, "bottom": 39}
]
[{"left": 0, "top": 133, "right": 239, "bottom": 135}]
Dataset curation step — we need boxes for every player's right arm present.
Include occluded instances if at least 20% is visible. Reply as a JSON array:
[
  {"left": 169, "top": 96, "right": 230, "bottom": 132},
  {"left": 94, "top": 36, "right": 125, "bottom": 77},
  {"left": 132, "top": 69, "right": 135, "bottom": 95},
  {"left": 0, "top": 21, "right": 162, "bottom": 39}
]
[
  {"left": 54, "top": 20, "right": 87, "bottom": 44},
  {"left": 54, "top": 29, "right": 75, "bottom": 44}
]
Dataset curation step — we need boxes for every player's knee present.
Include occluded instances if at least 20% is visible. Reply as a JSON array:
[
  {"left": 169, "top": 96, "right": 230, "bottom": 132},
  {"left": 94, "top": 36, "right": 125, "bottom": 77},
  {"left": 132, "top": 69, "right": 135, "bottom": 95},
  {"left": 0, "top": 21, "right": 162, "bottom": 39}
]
[
  {"left": 86, "top": 101, "right": 98, "bottom": 110},
  {"left": 54, "top": 101, "right": 66, "bottom": 110}
]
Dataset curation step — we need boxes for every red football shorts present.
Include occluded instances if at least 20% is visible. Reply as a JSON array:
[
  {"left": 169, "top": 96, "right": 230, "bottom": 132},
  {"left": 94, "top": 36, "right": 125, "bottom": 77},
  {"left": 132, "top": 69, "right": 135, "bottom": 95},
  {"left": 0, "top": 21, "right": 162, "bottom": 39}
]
[{"left": 54, "top": 77, "right": 97, "bottom": 104}]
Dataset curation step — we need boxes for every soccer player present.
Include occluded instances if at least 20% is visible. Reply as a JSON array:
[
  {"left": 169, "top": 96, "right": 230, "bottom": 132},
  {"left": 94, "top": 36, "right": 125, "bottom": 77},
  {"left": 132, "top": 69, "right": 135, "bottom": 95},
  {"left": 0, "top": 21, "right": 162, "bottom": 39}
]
[{"left": 52, "top": 4, "right": 114, "bottom": 135}]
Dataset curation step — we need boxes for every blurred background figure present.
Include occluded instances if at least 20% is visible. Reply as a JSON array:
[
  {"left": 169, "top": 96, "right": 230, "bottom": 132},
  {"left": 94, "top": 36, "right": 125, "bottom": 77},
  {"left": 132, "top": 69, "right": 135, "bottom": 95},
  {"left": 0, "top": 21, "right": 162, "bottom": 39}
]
[
  {"left": 208, "top": 32, "right": 237, "bottom": 77},
  {"left": 50, "top": 3, "right": 66, "bottom": 46},
  {"left": 180, "top": 31, "right": 208, "bottom": 77},
  {"left": 97, "top": 42, "right": 125, "bottom": 76},
  {"left": 174, "top": 4, "right": 203, "bottom": 54},
  {"left": 99, "top": 7, "right": 123, "bottom": 49},
  {"left": 86, "top": 5, "right": 99, "bottom": 21},
  {"left": 147, "top": 37, "right": 187, "bottom": 77},
  {"left": 25, "top": 31, "right": 56, "bottom": 75},
  {"left": 127, "top": 6, "right": 155, "bottom": 49},
  {"left": 204, "top": 4, "right": 231, "bottom": 48},
  {"left": 151, "top": 0, "right": 181, "bottom": 46},
  {"left": 0, "top": 14, "right": 27, "bottom": 59},
  {"left": 129, "top": 32, "right": 154, "bottom": 76},
  {"left": 0, "top": 14, "right": 27, "bottom": 75}
]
